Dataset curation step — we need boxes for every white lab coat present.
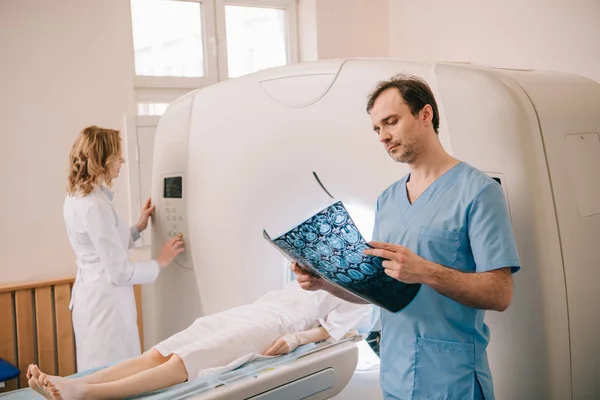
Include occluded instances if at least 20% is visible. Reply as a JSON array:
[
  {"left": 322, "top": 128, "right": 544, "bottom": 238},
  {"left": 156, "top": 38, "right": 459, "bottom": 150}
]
[{"left": 63, "top": 186, "right": 160, "bottom": 371}]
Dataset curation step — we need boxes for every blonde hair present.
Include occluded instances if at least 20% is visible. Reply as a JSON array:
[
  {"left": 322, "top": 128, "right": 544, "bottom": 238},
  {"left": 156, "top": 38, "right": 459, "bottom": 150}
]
[{"left": 67, "top": 126, "right": 122, "bottom": 196}]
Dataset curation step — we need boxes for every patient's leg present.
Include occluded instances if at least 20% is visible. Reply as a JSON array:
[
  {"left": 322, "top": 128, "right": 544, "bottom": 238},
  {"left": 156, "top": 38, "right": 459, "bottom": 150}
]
[
  {"left": 40, "top": 353, "right": 188, "bottom": 400},
  {"left": 75, "top": 349, "right": 171, "bottom": 384},
  {"left": 31, "top": 349, "right": 170, "bottom": 386}
]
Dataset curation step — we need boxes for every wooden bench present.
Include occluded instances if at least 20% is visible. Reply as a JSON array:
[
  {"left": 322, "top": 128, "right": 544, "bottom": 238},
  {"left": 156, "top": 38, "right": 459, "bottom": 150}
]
[{"left": 0, "top": 278, "right": 143, "bottom": 392}]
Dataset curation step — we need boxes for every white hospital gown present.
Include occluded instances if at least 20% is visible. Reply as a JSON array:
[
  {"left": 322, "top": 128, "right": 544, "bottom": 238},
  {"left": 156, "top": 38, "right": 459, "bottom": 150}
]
[{"left": 153, "top": 281, "right": 374, "bottom": 379}]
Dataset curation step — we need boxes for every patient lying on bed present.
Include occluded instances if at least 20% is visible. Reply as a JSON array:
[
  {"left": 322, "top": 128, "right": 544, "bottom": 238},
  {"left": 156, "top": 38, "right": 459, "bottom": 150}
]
[{"left": 27, "top": 280, "right": 374, "bottom": 400}]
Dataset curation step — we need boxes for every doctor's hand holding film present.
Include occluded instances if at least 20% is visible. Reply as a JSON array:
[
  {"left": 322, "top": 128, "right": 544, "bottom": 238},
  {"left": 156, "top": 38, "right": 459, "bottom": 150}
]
[
  {"left": 363, "top": 241, "right": 429, "bottom": 284},
  {"left": 290, "top": 262, "right": 368, "bottom": 305},
  {"left": 157, "top": 234, "right": 185, "bottom": 268},
  {"left": 290, "top": 262, "right": 325, "bottom": 291}
]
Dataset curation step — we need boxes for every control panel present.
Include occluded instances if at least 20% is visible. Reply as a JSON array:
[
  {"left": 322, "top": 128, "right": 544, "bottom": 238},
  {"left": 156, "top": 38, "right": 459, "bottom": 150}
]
[{"left": 160, "top": 173, "right": 190, "bottom": 268}]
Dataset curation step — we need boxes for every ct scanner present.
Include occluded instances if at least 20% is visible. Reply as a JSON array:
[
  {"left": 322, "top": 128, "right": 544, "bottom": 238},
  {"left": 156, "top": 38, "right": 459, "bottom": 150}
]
[{"left": 144, "top": 58, "right": 600, "bottom": 399}]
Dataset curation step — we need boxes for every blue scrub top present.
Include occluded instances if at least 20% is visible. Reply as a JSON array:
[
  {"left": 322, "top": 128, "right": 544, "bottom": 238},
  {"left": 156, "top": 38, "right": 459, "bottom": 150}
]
[{"left": 373, "top": 162, "right": 520, "bottom": 400}]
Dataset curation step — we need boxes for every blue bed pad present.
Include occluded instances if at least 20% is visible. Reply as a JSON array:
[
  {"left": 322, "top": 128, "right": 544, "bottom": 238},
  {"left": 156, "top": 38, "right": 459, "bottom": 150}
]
[{"left": 0, "top": 343, "right": 319, "bottom": 400}]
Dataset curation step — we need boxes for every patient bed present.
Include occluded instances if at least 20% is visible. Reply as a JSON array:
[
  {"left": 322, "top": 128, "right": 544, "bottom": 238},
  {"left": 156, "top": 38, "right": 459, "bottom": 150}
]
[{"left": 0, "top": 337, "right": 361, "bottom": 400}]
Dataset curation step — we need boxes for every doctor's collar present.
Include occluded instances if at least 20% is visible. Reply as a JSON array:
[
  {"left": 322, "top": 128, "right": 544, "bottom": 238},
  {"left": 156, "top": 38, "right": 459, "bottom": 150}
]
[{"left": 100, "top": 185, "right": 115, "bottom": 201}]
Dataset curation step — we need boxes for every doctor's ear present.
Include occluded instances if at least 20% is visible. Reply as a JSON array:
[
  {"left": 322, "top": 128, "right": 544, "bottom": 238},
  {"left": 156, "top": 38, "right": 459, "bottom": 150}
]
[{"left": 419, "top": 104, "right": 434, "bottom": 124}]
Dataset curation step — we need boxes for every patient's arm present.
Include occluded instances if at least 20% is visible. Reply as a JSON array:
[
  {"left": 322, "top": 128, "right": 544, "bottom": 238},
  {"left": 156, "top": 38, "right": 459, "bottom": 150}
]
[{"left": 264, "top": 327, "right": 330, "bottom": 356}]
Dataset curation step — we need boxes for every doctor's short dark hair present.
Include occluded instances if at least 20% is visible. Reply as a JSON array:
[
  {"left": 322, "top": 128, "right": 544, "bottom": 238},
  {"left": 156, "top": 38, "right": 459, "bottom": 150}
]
[{"left": 366, "top": 74, "right": 440, "bottom": 134}]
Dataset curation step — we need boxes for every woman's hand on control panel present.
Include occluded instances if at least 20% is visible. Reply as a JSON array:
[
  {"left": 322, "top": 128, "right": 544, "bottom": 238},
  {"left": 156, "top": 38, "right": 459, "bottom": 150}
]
[{"left": 157, "top": 234, "right": 185, "bottom": 268}]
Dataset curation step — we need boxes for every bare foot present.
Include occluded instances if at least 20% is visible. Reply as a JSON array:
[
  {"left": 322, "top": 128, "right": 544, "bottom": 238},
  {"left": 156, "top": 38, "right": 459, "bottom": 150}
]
[
  {"left": 41, "top": 374, "right": 87, "bottom": 400},
  {"left": 32, "top": 365, "right": 70, "bottom": 393},
  {"left": 27, "top": 365, "right": 49, "bottom": 398},
  {"left": 32, "top": 364, "right": 74, "bottom": 385},
  {"left": 40, "top": 374, "right": 61, "bottom": 400}
]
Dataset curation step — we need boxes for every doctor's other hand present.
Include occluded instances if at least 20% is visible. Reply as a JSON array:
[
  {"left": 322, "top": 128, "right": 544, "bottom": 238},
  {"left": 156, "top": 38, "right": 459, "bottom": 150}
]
[
  {"left": 290, "top": 262, "right": 324, "bottom": 291},
  {"left": 136, "top": 197, "right": 155, "bottom": 232},
  {"left": 263, "top": 333, "right": 299, "bottom": 356},
  {"left": 157, "top": 235, "right": 185, "bottom": 268},
  {"left": 363, "top": 241, "right": 432, "bottom": 284}
]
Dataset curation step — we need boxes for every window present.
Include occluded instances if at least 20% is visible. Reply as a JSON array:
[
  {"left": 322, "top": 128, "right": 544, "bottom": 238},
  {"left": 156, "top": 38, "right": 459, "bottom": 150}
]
[
  {"left": 134, "top": 88, "right": 190, "bottom": 116},
  {"left": 130, "top": 0, "right": 298, "bottom": 99},
  {"left": 137, "top": 102, "right": 170, "bottom": 116},
  {"left": 218, "top": 0, "right": 297, "bottom": 81},
  {"left": 223, "top": 5, "right": 289, "bottom": 78},
  {"left": 131, "top": 0, "right": 206, "bottom": 78}
]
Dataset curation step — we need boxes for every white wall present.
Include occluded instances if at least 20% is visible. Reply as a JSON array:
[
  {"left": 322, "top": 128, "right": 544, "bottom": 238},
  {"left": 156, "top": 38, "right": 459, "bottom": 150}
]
[
  {"left": 388, "top": 0, "right": 600, "bottom": 84},
  {"left": 0, "top": 0, "right": 136, "bottom": 284}
]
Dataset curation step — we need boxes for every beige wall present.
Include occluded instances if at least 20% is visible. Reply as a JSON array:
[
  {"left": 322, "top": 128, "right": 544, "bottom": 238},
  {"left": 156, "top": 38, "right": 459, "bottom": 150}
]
[
  {"left": 388, "top": 0, "right": 600, "bottom": 84},
  {"left": 299, "top": 0, "right": 389, "bottom": 61},
  {"left": 316, "top": 0, "right": 388, "bottom": 59},
  {"left": 0, "top": 0, "right": 136, "bottom": 284}
]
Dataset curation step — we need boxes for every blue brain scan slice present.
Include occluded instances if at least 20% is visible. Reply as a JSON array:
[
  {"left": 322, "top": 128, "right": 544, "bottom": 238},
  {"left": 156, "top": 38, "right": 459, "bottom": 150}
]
[
  {"left": 312, "top": 215, "right": 331, "bottom": 235},
  {"left": 300, "top": 224, "right": 319, "bottom": 242},
  {"left": 340, "top": 225, "right": 360, "bottom": 244},
  {"left": 274, "top": 201, "right": 420, "bottom": 313},
  {"left": 347, "top": 268, "right": 365, "bottom": 280},
  {"left": 326, "top": 234, "right": 346, "bottom": 251},
  {"left": 319, "top": 260, "right": 338, "bottom": 273},
  {"left": 315, "top": 241, "right": 334, "bottom": 257},
  {"left": 359, "top": 262, "right": 377, "bottom": 275},
  {"left": 344, "top": 251, "right": 363, "bottom": 264},
  {"left": 329, "top": 255, "right": 349, "bottom": 269},
  {"left": 303, "top": 247, "right": 322, "bottom": 262},
  {"left": 328, "top": 203, "right": 348, "bottom": 226}
]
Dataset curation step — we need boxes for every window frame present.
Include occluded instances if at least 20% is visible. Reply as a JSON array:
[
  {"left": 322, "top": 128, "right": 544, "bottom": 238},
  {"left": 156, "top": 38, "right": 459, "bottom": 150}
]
[
  {"left": 214, "top": 0, "right": 298, "bottom": 81},
  {"left": 132, "top": 0, "right": 219, "bottom": 90},
  {"left": 131, "top": 0, "right": 298, "bottom": 91},
  {"left": 135, "top": 89, "right": 191, "bottom": 115}
]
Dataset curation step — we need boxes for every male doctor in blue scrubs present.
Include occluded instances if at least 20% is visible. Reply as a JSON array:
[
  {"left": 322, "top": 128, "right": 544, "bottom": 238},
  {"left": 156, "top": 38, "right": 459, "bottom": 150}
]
[{"left": 292, "top": 74, "right": 520, "bottom": 400}]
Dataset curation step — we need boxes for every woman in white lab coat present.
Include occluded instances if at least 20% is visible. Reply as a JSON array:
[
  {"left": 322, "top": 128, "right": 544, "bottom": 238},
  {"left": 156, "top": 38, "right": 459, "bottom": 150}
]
[{"left": 62, "top": 126, "right": 184, "bottom": 372}]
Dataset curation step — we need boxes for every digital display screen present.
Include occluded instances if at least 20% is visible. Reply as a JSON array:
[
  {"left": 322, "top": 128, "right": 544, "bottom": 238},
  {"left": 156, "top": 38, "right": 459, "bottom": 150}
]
[{"left": 164, "top": 176, "right": 182, "bottom": 199}]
